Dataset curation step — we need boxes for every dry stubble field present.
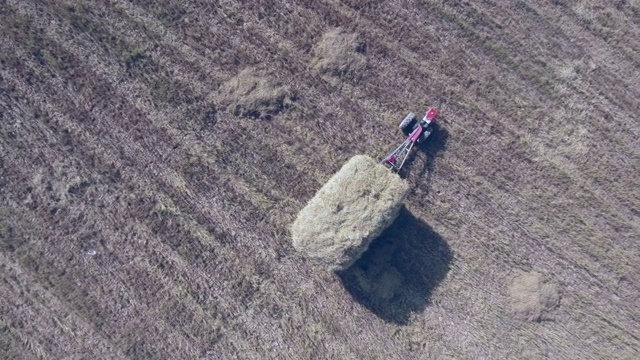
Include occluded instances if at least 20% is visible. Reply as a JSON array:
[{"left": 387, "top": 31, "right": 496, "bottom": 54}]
[{"left": 1, "top": 0, "right": 638, "bottom": 359}]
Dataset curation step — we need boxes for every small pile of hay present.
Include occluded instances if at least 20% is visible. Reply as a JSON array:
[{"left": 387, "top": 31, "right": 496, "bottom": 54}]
[
  {"left": 310, "top": 28, "right": 366, "bottom": 79},
  {"left": 509, "top": 272, "right": 561, "bottom": 322},
  {"left": 291, "top": 155, "right": 409, "bottom": 271},
  {"left": 218, "top": 67, "right": 295, "bottom": 118}
]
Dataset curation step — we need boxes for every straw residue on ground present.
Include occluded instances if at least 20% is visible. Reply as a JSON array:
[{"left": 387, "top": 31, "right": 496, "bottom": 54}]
[
  {"left": 218, "top": 67, "right": 295, "bottom": 119},
  {"left": 291, "top": 155, "right": 409, "bottom": 271},
  {"left": 509, "top": 271, "right": 561, "bottom": 322},
  {"left": 310, "top": 27, "right": 366, "bottom": 79}
]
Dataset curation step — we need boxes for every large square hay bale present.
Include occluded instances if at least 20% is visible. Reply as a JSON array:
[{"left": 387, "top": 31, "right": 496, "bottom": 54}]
[{"left": 291, "top": 155, "right": 409, "bottom": 271}]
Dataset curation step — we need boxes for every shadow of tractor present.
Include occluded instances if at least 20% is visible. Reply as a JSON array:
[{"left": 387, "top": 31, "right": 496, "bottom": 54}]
[
  {"left": 400, "top": 121, "right": 449, "bottom": 180},
  {"left": 337, "top": 207, "right": 452, "bottom": 325},
  {"left": 419, "top": 121, "right": 449, "bottom": 167}
]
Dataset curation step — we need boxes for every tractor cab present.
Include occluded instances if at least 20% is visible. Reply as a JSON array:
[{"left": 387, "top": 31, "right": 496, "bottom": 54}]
[{"left": 422, "top": 108, "right": 438, "bottom": 126}]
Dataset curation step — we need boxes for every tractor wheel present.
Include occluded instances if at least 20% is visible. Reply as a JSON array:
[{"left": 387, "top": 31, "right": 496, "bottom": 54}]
[{"left": 399, "top": 113, "right": 417, "bottom": 136}]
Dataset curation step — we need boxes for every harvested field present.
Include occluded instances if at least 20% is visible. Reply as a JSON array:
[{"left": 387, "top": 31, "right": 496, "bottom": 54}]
[
  {"left": 1, "top": 0, "right": 639, "bottom": 359},
  {"left": 291, "top": 155, "right": 408, "bottom": 271}
]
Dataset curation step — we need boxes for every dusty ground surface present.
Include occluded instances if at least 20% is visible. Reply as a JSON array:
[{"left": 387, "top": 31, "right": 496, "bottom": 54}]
[{"left": 1, "top": 0, "right": 638, "bottom": 359}]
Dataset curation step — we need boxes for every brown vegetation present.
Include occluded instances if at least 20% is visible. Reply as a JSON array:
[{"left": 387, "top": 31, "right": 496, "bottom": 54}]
[{"left": 0, "top": 0, "right": 638, "bottom": 359}]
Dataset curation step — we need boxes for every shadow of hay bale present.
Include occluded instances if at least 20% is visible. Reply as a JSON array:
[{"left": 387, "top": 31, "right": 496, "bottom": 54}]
[{"left": 337, "top": 207, "right": 452, "bottom": 325}]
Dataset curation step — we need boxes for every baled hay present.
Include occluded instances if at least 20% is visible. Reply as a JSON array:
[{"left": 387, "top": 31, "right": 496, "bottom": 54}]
[
  {"left": 218, "top": 67, "right": 295, "bottom": 118},
  {"left": 310, "top": 28, "right": 366, "bottom": 79},
  {"left": 291, "top": 155, "right": 409, "bottom": 271},
  {"left": 509, "top": 272, "right": 561, "bottom": 322}
]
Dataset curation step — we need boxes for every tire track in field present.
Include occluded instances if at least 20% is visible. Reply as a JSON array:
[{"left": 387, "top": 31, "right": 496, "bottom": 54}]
[
  {"left": 471, "top": 1, "right": 640, "bottom": 154},
  {"left": 76, "top": 1, "right": 226, "bottom": 97},
  {"left": 548, "top": 0, "right": 640, "bottom": 67}
]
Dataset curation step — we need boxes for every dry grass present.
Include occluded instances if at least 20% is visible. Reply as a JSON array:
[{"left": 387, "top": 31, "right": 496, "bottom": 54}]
[
  {"left": 0, "top": 0, "right": 638, "bottom": 359},
  {"left": 509, "top": 271, "right": 561, "bottom": 322},
  {"left": 217, "top": 67, "right": 296, "bottom": 119},
  {"left": 291, "top": 155, "right": 408, "bottom": 271},
  {"left": 310, "top": 27, "right": 366, "bottom": 79}
]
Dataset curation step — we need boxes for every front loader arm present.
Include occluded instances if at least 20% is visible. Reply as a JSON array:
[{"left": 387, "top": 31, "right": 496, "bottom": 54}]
[{"left": 380, "top": 126, "right": 423, "bottom": 172}]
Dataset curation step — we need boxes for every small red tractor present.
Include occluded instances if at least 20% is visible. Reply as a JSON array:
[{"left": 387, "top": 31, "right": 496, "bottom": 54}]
[{"left": 381, "top": 108, "right": 438, "bottom": 172}]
